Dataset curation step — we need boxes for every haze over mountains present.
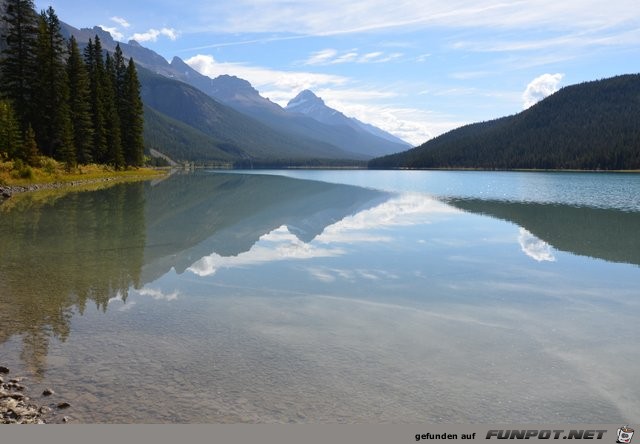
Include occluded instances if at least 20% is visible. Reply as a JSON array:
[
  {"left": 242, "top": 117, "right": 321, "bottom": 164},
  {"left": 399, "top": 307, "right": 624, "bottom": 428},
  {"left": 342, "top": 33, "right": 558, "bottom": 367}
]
[{"left": 56, "top": 21, "right": 411, "bottom": 165}]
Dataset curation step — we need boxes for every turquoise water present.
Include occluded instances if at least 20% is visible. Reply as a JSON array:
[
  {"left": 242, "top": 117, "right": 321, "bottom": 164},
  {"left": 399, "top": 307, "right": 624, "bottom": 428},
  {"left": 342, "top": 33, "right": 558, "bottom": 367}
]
[{"left": 1, "top": 170, "right": 638, "bottom": 423}]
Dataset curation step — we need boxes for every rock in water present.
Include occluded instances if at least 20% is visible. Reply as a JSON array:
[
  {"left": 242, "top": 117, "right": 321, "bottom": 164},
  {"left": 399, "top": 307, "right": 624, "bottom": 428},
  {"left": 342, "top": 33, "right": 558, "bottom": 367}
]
[{"left": 42, "top": 388, "right": 55, "bottom": 396}]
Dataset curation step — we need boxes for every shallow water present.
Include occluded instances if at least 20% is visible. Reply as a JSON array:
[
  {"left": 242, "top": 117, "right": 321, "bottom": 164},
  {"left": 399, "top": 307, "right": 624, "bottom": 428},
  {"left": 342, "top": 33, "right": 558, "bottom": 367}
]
[{"left": 1, "top": 170, "right": 638, "bottom": 423}]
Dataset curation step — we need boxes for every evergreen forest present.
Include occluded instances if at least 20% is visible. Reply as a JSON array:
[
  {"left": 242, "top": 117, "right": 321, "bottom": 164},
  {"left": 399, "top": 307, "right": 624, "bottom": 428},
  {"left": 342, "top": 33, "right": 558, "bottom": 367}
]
[
  {"left": 0, "top": 0, "right": 144, "bottom": 169},
  {"left": 370, "top": 74, "right": 640, "bottom": 170}
]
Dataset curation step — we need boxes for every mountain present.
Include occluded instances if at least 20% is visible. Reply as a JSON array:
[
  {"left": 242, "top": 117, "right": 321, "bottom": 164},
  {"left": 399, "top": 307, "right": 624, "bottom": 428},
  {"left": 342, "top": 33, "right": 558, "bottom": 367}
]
[
  {"left": 285, "top": 90, "right": 411, "bottom": 156},
  {"left": 370, "top": 74, "right": 640, "bottom": 170},
  {"left": 57, "top": 22, "right": 408, "bottom": 161},
  {"left": 169, "top": 58, "right": 410, "bottom": 158},
  {"left": 138, "top": 67, "right": 359, "bottom": 164},
  {"left": 56, "top": 22, "right": 364, "bottom": 164}
]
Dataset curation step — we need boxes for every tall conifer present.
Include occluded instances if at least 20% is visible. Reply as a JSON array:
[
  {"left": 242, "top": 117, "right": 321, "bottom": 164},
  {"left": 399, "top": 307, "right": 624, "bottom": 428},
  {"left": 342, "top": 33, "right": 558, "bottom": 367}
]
[
  {"left": 122, "top": 58, "right": 144, "bottom": 166},
  {"left": 33, "top": 7, "right": 73, "bottom": 163},
  {"left": 84, "top": 36, "right": 108, "bottom": 163},
  {"left": 104, "top": 52, "right": 124, "bottom": 168},
  {"left": 0, "top": 0, "right": 38, "bottom": 134},
  {"left": 67, "top": 36, "right": 93, "bottom": 164}
]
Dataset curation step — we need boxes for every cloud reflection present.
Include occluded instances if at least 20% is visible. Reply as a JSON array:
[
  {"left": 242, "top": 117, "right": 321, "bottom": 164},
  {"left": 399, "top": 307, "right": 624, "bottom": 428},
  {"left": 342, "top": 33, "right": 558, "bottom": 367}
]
[
  {"left": 137, "top": 287, "right": 181, "bottom": 301},
  {"left": 518, "top": 228, "right": 556, "bottom": 262},
  {"left": 317, "top": 193, "right": 460, "bottom": 244},
  {"left": 188, "top": 226, "right": 346, "bottom": 277},
  {"left": 187, "top": 193, "right": 458, "bottom": 277}
]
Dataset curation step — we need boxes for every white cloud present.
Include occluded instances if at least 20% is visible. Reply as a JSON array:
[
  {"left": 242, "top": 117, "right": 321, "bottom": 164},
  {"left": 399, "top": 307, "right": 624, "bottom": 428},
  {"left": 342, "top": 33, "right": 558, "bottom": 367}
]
[
  {"left": 131, "top": 27, "right": 179, "bottom": 43},
  {"left": 98, "top": 25, "right": 124, "bottom": 42},
  {"left": 518, "top": 228, "right": 556, "bottom": 262},
  {"left": 522, "top": 73, "right": 564, "bottom": 109},
  {"left": 111, "top": 16, "right": 131, "bottom": 28}
]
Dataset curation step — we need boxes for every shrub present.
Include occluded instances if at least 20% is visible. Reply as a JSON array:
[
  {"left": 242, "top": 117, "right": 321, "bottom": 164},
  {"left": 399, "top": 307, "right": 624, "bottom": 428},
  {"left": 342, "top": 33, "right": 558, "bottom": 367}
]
[{"left": 19, "top": 166, "right": 34, "bottom": 179}]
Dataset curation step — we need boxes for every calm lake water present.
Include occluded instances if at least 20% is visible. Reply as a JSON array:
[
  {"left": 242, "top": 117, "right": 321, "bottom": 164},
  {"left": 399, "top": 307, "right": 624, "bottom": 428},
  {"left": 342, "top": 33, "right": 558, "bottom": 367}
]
[{"left": 1, "top": 170, "right": 639, "bottom": 423}]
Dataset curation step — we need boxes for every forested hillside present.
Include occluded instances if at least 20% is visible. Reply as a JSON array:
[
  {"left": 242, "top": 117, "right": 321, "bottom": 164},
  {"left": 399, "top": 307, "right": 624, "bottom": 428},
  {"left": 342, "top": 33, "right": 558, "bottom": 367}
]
[{"left": 370, "top": 74, "right": 640, "bottom": 170}]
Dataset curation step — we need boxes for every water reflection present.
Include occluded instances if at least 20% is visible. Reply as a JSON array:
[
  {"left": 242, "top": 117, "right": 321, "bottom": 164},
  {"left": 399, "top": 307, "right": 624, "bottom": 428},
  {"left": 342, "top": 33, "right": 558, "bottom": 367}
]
[
  {"left": 141, "top": 172, "right": 389, "bottom": 281},
  {"left": 0, "top": 183, "right": 146, "bottom": 375},
  {"left": 1, "top": 172, "right": 638, "bottom": 423},
  {"left": 448, "top": 198, "right": 640, "bottom": 266},
  {"left": 0, "top": 172, "right": 389, "bottom": 373}
]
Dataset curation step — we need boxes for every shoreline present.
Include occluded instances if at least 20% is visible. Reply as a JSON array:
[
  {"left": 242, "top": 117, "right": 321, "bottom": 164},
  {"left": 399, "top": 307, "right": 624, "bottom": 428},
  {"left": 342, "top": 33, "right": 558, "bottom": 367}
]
[
  {"left": 0, "top": 169, "right": 168, "bottom": 201},
  {"left": 1, "top": 366, "right": 70, "bottom": 424}
]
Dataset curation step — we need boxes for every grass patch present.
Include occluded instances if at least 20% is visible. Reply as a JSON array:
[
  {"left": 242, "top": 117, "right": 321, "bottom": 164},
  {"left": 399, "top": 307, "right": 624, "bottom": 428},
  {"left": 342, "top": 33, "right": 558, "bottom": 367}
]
[{"left": 0, "top": 157, "right": 166, "bottom": 187}]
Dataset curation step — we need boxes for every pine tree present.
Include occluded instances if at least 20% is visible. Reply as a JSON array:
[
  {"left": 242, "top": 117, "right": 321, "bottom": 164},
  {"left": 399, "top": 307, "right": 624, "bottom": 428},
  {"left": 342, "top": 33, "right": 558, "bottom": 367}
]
[
  {"left": 67, "top": 36, "right": 93, "bottom": 164},
  {"left": 84, "top": 36, "right": 107, "bottom": 163},
  {"left": 0, "top": 0, "right": 38, "bottom": 133},
  {"left": 121, "top": 58, "right": 144, "bottom": 166},
  {"left": 33, "top": 7, "right": 74, "bottom": 164},
  {"left": 104, "top": 52, "right": 124, "bottom": 169}
]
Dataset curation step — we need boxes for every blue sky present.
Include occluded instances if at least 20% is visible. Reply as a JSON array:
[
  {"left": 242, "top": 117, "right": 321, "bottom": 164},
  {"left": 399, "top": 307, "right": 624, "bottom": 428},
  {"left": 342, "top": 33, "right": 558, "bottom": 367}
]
[{"left": 37, "top": 0, "right": 640, "bottom": 145}]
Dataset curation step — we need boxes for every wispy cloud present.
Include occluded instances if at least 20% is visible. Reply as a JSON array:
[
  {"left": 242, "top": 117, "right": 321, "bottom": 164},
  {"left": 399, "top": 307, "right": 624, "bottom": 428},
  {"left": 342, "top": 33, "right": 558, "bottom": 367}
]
[
  {"left": 131, "top": 27, "right": 179, "bottom": 43},
  {"left": 303, "top": 48, "right": 404, "bottom": 65},
  {"left": 111, "top": 16, "right": 131, "bottom": 28},
  {"left": 193, "top": 0, "right": 640, "bottom": 36},
  {"left": 98, "top": 25, "right": 124, "bottom": 41},
  {"left": 522, "top": 73, "right": 564, "bottom": 109}
]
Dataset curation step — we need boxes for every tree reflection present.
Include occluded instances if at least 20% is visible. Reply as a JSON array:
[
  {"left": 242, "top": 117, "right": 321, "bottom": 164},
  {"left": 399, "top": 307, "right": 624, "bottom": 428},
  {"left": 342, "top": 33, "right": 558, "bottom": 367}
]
[
  {"left": 448, "top": 198, "right": 640, "bottom": 267},
  {"left": 0, "top": 183, "right": 146, "bottom": 375}
]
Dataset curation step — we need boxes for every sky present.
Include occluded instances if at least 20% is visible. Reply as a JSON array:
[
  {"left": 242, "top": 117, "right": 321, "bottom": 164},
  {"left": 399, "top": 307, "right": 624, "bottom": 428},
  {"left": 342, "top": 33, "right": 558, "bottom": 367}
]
[{"left": 36, "top": 0, "right": 640, "bottom": 146}]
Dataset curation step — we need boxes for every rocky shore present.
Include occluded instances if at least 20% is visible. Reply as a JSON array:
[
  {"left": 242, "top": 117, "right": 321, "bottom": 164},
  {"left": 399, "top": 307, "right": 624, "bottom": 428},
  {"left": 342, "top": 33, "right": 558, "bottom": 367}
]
[
  {"left": 1, "top": 366, "right": 71, "bottom": 424},
  {"left": 0, "top": 177, "right": 120, "bottom": 201}
]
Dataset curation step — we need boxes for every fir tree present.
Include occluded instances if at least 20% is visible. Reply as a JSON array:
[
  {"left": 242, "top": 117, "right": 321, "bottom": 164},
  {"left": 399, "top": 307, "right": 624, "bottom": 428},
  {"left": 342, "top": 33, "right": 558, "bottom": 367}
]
[
  {"left": 33, "top": 7, "right": 74, "bottom": 164},
  {"left": 67, "top": 36, "right": 93, "bottom": 164},
  {"left": 0, "top": 0, "right": 38, "bottom": 133},
  {"left": 121, "top": 58, "right": 144, "bottom": 166},
  {"left": 84, "top": 36, "right": 107, "bottom": 163},
  {"left": 104, "top": 52, "right": 124, "bottom": 169}
]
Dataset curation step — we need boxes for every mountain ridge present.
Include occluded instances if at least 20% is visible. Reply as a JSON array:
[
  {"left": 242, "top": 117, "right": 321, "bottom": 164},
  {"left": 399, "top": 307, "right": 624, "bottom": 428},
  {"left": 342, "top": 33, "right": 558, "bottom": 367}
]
[
  {"left": 57, "top": 21, "right": 409, "bottom": 161},
  {"left": 370, "top": 74, "right": 640, "bottom": 170}
]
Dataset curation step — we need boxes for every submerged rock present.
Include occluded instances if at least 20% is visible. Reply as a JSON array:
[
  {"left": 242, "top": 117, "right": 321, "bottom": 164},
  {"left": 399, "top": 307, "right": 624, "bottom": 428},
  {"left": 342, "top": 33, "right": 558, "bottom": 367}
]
[{"left": 1, "top": 371, "right": 68, "bottom": 424}]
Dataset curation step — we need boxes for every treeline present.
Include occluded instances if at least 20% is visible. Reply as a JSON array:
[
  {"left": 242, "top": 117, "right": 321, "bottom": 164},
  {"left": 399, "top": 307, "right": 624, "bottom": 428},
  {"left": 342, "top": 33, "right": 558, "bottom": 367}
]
[
  {"left": 370, "top": 74, "right": 640, "bottom": 170},
  {"left": 0, "top": 0, "right": 144, "bottom": 169}
]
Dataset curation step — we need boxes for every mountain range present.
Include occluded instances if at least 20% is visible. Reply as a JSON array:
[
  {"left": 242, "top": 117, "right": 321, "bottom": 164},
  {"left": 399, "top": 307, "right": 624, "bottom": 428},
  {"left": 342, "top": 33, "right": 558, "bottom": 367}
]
[
  {"left": 56, "top": 22, "right": 411, "bottom": 165},
  {"left": 370, "top": 74, "right": 640, "bottom": 170}
]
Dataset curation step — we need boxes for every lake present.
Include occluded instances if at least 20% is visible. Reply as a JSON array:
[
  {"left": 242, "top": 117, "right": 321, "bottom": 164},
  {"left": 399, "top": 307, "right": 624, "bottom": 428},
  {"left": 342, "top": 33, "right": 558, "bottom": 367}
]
[{"left": 1, "top": 170, "right": 638, "bottom": 423}]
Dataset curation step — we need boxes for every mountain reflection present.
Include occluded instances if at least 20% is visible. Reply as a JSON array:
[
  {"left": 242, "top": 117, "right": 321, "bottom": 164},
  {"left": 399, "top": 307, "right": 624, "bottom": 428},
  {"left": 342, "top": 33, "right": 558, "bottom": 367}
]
[
  {"left": 0, "top": 172, "right": 389, "bottom": 373},
  {"left": 447, "top": 198, "right": 640, "bottom": 267},
  {"left": 141, "top": 172, "right": 389, "bottom": 283}
]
